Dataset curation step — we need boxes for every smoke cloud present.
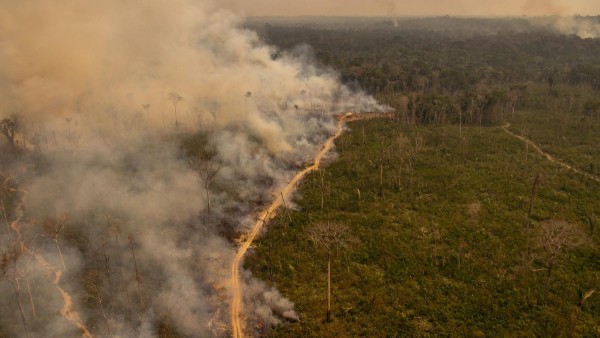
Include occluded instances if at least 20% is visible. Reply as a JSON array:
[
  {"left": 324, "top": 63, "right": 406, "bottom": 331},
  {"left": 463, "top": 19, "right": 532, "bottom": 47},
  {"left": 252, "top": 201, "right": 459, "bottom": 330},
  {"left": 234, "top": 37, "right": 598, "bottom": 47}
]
[{"left": 0, "top": 0, "right": 385, "bottom": 337}]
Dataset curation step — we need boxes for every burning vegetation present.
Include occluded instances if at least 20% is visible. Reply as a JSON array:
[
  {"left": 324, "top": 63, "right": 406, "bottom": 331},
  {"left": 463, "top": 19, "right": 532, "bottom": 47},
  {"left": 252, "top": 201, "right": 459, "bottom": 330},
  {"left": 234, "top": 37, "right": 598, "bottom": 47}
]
[{"left": 0, "top": 1, "right": 385, "bottom": 337}]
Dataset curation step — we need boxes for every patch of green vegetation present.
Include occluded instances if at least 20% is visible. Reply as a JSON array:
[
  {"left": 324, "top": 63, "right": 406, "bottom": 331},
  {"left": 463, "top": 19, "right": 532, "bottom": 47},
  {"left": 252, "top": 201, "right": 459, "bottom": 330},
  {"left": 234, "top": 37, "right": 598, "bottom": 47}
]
[
  {"left": 510, "top": 85, "right": 600, "bottom": 177},
  {"left": 246, "top": 118, "right": 600, "bottom": 337}
]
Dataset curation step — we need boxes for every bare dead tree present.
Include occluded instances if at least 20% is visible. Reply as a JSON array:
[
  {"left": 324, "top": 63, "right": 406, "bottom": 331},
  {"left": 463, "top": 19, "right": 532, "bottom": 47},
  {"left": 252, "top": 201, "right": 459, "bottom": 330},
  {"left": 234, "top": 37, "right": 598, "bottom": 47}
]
[
  {"left": 168, "top": 92, "right": 183, "bottom": 128},
  {"left": 83, "top": 270, "right": 113, "bottom": 336},
  {"left": 531, "top": 220, "right": 588, "bottom": 303},
  {"left": 458, "top": 107, "right": 463, "bottom": 138},
  {"left": 42, "top": 214, "right": 68, "bottom": 271},
  {"left": 307, "top": 221, "right": 354, "bottom": 323},
  {"left": 1, "top": 246, "right": 29, "bottom": 335},
  {"left": 412, "top": 133, "right": 425, "bottom": 153},
  {"left": 319, "top": 170, "right": 326, "bottom": 210},
  {"left": 378, "top": 156, "right": 384, "bottom": 197},
  {"left": 128, "top": 234, "right": 144, "bottom": 308},
  {"left": 527, "top": 173, "right": 541, "bottom": 232},
  {"left": 393, "top": 135, "right": 410, "bottom": 191},
  {"left": 190, "top": 150, "right": 221, "bottom": 215},
  {"left": 280, "top": 192, "right": 293, "bottom": 223},
  {"left": 1, "top": 116, "right": 19, "bottom": 156},
  {"left": 1, "top": 176, "right": 16, "bottom": 232}
]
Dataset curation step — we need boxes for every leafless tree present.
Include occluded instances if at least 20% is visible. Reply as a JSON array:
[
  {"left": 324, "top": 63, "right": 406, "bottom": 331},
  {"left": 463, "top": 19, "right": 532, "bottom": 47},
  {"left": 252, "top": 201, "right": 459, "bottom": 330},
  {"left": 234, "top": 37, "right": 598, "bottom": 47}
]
[
  {"left": 1, "top": 176, "right": 15, "bottom": 232},
  {"left": 168, "top": 92, "right": 183, "bottom": 128},
  {"left": 319, "top": 170, "right": 326, "bottom": 210},
  {"left": 1, "top": 116, "right": 19, "bottom": 156},
  {"left": 412, "top": 133, "right": 426, "bottom": 153},
  {"left": 307, "top": 221, "right": 354, "bottom": 323},
  {"left": 1, "top": 246, "right": 29, "bottom": 334},
  {"left": 378, "top": 156, "right": 384, "bottom": 197},
  {"left": 393, "top": 135, "right": 410, "bottom": 191},
  {"left": 128, "top": 234, "right": 144, "bottom": 308},
  {"left": 190, "top": 150, "right": 221, "bottom": 215},
  {"left": 42, "top": 214, "right": 68, "bottom": 271},
  {"left": 83, "top": 270, "right": 113, "bottom": 336},
  {"left": 527, "top": 173, "right": 541, "bottom": 231},
  {"left": 531, "top": 220, "right": 588, "bottom": 303}
]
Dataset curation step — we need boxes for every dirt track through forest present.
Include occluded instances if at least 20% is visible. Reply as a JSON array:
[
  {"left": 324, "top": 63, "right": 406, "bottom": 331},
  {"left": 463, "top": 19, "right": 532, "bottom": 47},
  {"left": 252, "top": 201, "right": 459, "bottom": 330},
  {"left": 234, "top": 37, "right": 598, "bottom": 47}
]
[
  {"left": 502, "top": 124, "right": 599, "bottom": 183},
  {"left": 229, "top": 115, "right": 350, "bottom": 337}
]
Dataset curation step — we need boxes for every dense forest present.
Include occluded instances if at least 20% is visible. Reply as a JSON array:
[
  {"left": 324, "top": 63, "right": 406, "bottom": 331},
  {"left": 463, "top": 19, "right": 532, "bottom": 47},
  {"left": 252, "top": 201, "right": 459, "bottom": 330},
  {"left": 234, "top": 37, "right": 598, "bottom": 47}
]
[
  {"left": 246, "top": 17, "right": 600, "bottom": 175},
  {"left": 243, "top": 17, "right": 600, "bottom": 337},
  {"left": 248, "top": 17, "right": 600, "bottom": 129}
]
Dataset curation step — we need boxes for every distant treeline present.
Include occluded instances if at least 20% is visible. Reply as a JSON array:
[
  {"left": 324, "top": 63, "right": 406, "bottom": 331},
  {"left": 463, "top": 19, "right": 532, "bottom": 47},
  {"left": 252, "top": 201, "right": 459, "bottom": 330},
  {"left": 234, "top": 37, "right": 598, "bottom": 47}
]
[{"left": 248, "top": 17, "right": 600, "bottom": 125}]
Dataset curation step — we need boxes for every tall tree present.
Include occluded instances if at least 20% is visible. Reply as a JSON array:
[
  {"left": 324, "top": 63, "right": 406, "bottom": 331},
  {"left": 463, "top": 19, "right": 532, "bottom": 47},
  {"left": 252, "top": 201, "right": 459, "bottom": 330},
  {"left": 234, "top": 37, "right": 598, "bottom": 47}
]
[
  {"left": 0, "top": 176, "right": 16, "bottom": 232},
  {"left": 1, "top": 246, "right": 29, "bottom": 334},
  {"left": 128, "top": 234, "right": 144, "bottom": 308},
  {"left": 190, "top": 150, "right": 221, "bottom": 215},
  {"left": 42, "top": 214, "right": 68, "bottom": 271},
  {"left": 168, "top": 92, "right": 183, "bottom": 128},
  {"left": 0, "top": 116, "right": 19, "bottom": 156},
  {"left": 307, "top": 221, "right": 353, "bottom": 322},
  {"left": 531, "top": 220, "right": 588, "bottom": 303}
]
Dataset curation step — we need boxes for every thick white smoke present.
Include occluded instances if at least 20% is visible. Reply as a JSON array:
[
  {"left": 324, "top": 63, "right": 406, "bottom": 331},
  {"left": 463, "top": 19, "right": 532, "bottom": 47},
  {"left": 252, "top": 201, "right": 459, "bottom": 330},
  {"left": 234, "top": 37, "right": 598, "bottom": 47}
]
[
  {"left": 0, "top": 0, "right": 385, "bottom": 337},
  {"left": 546, "top": 16, "right": 600, "bottom": 38}
]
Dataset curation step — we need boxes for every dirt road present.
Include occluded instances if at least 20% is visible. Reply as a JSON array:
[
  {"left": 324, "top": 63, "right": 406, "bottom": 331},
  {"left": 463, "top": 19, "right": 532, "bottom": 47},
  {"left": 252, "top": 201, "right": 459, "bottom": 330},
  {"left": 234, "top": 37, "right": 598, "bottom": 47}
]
[
  {"left": 229, "top": 116, "right": 348, "bottom": 337},
  {"left": 502, "top": 124, "right": 599, "bottom": 183}
]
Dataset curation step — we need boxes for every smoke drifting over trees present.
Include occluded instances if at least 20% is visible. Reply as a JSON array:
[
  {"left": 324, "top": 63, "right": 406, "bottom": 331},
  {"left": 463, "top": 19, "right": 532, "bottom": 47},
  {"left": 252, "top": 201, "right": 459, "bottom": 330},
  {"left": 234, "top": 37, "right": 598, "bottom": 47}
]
[
  {"left": 0, "top": 0, "right": 386, "bottom": 337},
  {"left": 232, "top": 0, "right": 600, "bottom": 39},
  {"left": 224, "top": 0, "right": 599, "bottom": 20}
]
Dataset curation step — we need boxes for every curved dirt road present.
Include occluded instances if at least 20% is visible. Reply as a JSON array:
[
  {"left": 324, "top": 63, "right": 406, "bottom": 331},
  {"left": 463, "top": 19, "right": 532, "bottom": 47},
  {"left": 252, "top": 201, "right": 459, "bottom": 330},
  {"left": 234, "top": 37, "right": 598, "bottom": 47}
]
[
  {"left": 230, "top": 116, "right": 347, "bottom": 337},
  {"left": 502, "top": 124, "right": 599, "bottom": 183}
]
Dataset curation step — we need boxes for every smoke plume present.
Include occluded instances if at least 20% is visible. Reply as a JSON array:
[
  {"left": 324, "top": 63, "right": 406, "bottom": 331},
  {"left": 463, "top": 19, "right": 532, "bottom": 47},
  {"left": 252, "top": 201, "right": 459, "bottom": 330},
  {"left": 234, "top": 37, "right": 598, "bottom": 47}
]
[{"left": 0, "top": 0, "right": 386, "bottom": 337}]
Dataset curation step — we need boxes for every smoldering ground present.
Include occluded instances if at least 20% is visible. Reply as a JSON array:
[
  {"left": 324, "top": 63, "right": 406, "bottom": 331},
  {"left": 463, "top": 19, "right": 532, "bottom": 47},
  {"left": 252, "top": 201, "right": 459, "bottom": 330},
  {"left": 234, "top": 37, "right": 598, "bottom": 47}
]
[{"left": 0, "top": 0, "right": 387, "bottom": 337}]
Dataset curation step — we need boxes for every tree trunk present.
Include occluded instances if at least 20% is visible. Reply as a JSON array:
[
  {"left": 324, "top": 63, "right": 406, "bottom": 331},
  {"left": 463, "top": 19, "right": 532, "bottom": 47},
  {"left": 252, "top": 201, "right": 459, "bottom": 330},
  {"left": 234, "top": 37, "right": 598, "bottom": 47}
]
[
  {"left": 13, "top": 280, "right": 28, "bottom": 335},
  {"left": 379, "top": 159, "right": 383, "bottom": 197},
  {"left": 205, "top": 182, "right": 211, "bottom": 215},
  {"left": 543, "top": 263, "right": 554, "bottom": 304},
  {"left": 26, "top": 279, "right": 36, "bottom": 319},
  {"left": 128, "top": 237, "right": 144, "bottom": 308},
  {"left": 527, "top": 174, "right": 540, "bottom": 231},
  {"left": 1, "top": 202, "right": 9, "bottom": 232},
  {"left": 55, "top": 239, "right": 66, "bottom": 271},
  {"left": 327, "top": 256, "right": 331, "bottom": 323},
  {"left": 320, "top": 171, "right": 325, "bottom": 210},
  {"left": 104, "top": 252, "right": 110, "bottom": 279},
  {"left": 173, "top": 103, "right": 178, "bottom": 128},
  {"left": 459, "top": 109, "right": 462, "bottom": 138},
  {"left": 99, "top": 299, "right": 111, "bottom": 336}
]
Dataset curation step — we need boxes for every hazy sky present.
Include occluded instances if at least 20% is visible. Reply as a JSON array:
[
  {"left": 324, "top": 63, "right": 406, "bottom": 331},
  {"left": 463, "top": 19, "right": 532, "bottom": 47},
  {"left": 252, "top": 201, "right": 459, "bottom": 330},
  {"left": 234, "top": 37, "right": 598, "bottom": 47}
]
[{"left": 221, "top": 0, "right": 600, "bottom": 17}]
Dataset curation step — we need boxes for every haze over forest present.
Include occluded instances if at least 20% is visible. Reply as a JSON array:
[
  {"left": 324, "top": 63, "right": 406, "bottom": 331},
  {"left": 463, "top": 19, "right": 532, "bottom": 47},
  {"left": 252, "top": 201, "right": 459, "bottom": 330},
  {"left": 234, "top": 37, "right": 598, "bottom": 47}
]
[
  {"left": 223, "top": 0, "right": 600, "bottom": 17},
  {"left": 1, "top": 0, "right": 600, "bottom": 337}
]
